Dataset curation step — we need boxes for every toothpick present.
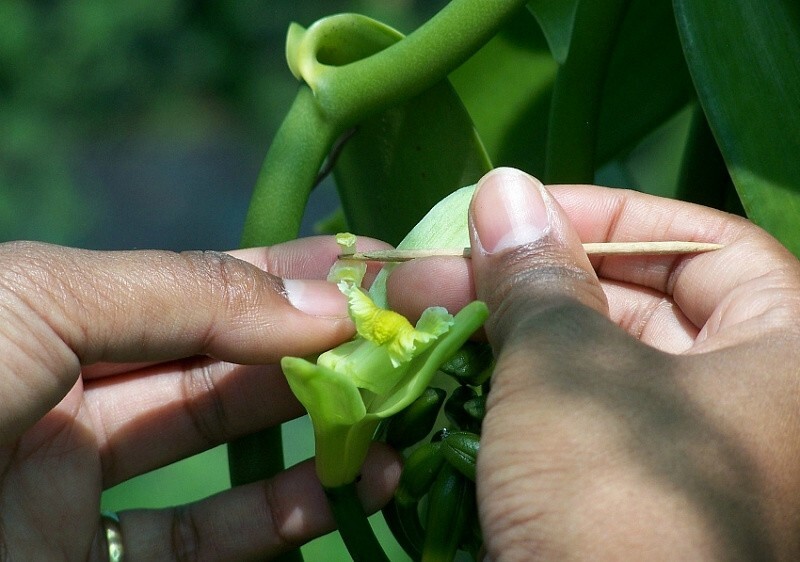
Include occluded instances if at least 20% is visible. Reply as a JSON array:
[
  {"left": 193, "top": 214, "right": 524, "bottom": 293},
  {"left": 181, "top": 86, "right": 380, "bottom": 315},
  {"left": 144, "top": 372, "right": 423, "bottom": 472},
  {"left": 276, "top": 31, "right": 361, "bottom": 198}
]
[{"left": 343, "top": 241, "right": 723, "bottom": 262}]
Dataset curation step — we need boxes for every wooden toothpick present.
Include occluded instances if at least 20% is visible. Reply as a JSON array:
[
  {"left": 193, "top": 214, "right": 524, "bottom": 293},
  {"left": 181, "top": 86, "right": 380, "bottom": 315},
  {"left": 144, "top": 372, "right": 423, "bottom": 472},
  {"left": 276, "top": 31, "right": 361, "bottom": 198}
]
[{"left": 342, "top": 241, "right": 723, "bottom": 262}]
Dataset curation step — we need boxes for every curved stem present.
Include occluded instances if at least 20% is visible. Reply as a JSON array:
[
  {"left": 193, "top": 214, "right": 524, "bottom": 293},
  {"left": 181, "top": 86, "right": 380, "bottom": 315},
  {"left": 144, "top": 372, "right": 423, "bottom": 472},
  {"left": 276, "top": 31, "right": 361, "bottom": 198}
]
[
  {"left": 325, "top": 483, "right": 390, "bottom": 562},
  {"left": 241, "top": 86, "right": 339, "bottom": 247},
  {"left": 545, "top": 0, "right": 632, "bottom": 183},
  {"left": 231, "top": 86, "right": 337, "bottom": 562},
  {"left": 320, "top": 0, "right": 529, "bottom": 125}
]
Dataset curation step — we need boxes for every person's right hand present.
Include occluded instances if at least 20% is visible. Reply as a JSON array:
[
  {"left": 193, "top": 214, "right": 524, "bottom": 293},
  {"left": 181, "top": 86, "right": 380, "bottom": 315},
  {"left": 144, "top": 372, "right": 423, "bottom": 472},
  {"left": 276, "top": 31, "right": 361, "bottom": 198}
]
[{"left": 389, "top": 168, "right": 800, "bottom": 560}]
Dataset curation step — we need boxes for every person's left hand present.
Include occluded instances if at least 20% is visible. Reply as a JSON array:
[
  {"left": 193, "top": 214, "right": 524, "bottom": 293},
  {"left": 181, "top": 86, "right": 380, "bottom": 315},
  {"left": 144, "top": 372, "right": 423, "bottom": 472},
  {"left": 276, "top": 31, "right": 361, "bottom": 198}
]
[{"left": 0, "top": 237, "right": 400, "bottom": 560}]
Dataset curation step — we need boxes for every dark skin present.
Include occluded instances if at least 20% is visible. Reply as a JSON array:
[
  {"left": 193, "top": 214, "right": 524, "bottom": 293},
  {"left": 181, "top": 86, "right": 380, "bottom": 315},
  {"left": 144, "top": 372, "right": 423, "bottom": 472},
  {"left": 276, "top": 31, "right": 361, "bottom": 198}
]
[
  {"left": 0, "top": 237, "right": 401, "bottom": 560},
  {"left": 389, "top": 168, "right": 800, "bottom": 561},
  {"left": 4, "top": 166, "right": 800, "bottom": 560}
]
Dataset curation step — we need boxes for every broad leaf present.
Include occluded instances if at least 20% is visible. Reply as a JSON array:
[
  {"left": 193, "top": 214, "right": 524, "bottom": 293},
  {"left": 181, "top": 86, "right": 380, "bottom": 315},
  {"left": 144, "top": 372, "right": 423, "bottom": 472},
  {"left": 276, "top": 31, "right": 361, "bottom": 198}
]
[
  {"left": 449, "top": 7, "right": 556, "bottom": 177},
  {"left": 527, "top": 0, "right": 579, "bottom": 64},
  {"left": 334, "top": 72, "right": 490, "bottom": 246},
  {"left": 598, "top": 0, "right": 695, "bottom": 162},
  {"left": 674, "top": 0, "right": 800, "bottom": 255}
]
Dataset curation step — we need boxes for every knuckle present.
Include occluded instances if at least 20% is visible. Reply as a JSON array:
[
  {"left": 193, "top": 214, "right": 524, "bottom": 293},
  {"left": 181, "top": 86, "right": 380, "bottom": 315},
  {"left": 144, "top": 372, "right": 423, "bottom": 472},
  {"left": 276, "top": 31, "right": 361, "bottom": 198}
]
[
  {"left": 170, "top": 506, "right": 202, "bottom": 562},
  {"left": 482, "top": 242, "right": 606, "bottom": 321},
  {"left": 260, "top": 477, "right": 298, "bottom": 552},
  {"left": 179, "top": 249, "right": 284, "bottom": 312},
  {"left": 179, "top": 360, "right": 230, "bottom": 449},
  {"left": 177, "top": 251, "right": 284, "bottom": 351}
]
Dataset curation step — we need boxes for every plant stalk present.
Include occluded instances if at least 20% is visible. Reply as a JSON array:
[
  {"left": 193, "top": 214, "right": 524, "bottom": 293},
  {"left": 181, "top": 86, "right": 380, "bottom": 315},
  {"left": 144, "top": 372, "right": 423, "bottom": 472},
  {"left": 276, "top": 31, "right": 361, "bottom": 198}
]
[
  {"left": 325, "top": 483, "right": 390, "bottom": 562},
  {"left": 241, "top": 86, "right": 339, "bottom": 248},
  {"left": 319, "top": 0, "right": 529, "bottom": 125}
]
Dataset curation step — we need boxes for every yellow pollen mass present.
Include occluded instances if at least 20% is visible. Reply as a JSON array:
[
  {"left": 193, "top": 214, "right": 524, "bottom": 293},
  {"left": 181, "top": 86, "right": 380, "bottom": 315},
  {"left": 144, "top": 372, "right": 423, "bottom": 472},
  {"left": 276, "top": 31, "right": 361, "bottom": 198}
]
[{"left": 367, "top": 309, "right": 414, "bottom": 345}]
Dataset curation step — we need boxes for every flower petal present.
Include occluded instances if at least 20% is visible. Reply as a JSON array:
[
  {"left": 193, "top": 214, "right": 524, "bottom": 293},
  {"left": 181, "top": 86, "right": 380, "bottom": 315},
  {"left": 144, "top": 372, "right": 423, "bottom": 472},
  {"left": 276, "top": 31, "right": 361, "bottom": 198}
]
[
  {"left": 366, "top": 300, "right": 489, "bottom": 417},
  {"left": 281, "top": 356, "right": 366, "bottom": 426}
]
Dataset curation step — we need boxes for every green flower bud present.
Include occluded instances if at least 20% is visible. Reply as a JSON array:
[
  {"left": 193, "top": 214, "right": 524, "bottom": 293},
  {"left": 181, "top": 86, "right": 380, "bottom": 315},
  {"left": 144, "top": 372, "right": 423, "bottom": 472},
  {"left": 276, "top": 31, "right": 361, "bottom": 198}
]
[
  {"left": 384, "top": 387, "right": 447, "bottom": 450},
  {"left": 441, "top": 431, "right": 480, "bottom": 482},
  {"left": 282, "top": 286, "right": 487, "bottom": 487}
]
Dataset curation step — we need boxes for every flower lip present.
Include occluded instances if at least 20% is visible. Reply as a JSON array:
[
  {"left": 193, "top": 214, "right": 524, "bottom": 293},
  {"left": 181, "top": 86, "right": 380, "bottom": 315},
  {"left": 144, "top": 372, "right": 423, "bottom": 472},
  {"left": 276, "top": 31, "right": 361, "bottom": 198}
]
[
  {"left": 281, "top": 231, "right": 487, "bottom": 487},
  {"left": 282, "top": 295, "right": 488, "bottom": 488}
]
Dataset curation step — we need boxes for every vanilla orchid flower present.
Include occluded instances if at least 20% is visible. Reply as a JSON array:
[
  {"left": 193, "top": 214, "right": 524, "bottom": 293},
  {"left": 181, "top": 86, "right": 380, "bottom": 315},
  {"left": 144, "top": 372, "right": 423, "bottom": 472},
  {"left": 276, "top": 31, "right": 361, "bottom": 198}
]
[{"left": 281, "top": 234, "right": 487, "bottom": 488}]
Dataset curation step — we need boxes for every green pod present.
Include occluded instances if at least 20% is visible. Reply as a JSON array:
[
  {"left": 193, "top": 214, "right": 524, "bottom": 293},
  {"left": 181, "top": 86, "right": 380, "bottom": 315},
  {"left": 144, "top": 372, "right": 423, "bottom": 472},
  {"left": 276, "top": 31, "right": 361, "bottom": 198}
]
[
  {"left": 460, "top": 505, "right": 484, "bottom": 560},
  {"left": 463, "top": 394, "right": 487, "bottom": 426},
  {"left": 382, "top": 499, "right": 423, "bottom": 561},
  {"left": 421, "top": 463, "right": 475, "bottom": 562},
  {"left": 396, "top": 441, "right": 446, "bottom": 505},
  {"left": 439, "top": 341, "right": 495, "bottom": 386},
  {"left": 444, "top": 385, "right": 478, "bottom": 431},
  {"left": 384, "top": 387, "right": 447, "bottom": 450},
  {"left": 441, "top": 431, "right": 480, "bottom": 482}
]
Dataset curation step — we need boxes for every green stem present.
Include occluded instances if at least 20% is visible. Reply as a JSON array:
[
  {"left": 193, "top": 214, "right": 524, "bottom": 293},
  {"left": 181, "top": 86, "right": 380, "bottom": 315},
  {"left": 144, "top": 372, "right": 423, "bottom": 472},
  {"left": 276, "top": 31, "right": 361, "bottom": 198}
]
[
  {"left": 382, "top": 499, "right": 424, "bottom": 560},
  {"left": 227, "top": 431, "right": 284, "bottom": 486},
  {"left": 319, "top": 0, "right": 529, "bottom": 125},
  {"left": 231, "top": 86, "right": 337, "bottom": 562},
  {"left": 325, "top": 483, "right": 390, "bottom": 562},
  {"left": 545, "top": 0, "right": 631, "bottom": 183},
  {"left": 241, "top": 86, "right": 339, "bottom": 248}
]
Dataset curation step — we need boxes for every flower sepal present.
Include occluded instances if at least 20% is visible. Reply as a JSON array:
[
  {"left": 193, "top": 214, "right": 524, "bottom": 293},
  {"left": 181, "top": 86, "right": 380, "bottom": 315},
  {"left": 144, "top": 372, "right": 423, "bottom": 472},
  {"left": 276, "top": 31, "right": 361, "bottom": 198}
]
[{"left": 282, "top": 299, "right": 488, "bottom": 488}]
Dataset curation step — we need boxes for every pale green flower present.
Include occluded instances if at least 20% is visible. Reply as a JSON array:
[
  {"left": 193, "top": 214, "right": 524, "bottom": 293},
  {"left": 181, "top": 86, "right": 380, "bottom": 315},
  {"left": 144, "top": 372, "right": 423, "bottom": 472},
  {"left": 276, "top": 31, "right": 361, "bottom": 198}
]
[{"left": 282, "top": 253, "right": 487, "bottom": 487}]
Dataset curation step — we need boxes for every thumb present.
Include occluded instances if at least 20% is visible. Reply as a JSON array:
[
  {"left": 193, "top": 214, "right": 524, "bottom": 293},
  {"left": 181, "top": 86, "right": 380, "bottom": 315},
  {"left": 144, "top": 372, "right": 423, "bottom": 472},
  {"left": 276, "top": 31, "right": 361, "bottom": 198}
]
[{"left": 469, "top": 167, "right": 609, "bottom": 354}]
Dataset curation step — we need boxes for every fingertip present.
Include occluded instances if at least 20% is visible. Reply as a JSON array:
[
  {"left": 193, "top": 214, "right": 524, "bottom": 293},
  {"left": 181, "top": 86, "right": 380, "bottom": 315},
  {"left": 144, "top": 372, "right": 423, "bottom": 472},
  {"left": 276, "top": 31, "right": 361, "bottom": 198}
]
[
  {"left": 283, "top": 278, "right": 350, "bottom": 318},
  {"left": 470, "top": 168, "right": 551, "bottom": 256},
  {"left": 386, "top": 257, "right": 475, "bottom": 321},
  {"left": 467, "top": 167, "right": 608, "bottom": 341},
  {"left": 229, "top": 235, "right": 392, "bottom": 281},
  {"left": 357, "top": 442, "right": 403, "bottom": 512}
]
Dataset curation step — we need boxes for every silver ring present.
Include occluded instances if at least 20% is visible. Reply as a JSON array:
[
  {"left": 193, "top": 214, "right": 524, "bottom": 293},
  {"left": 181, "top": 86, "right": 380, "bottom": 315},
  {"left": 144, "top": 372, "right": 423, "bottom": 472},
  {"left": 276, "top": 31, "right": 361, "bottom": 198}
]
[{"left": 101, "top": 511, "right": 124, "bottom": 562}]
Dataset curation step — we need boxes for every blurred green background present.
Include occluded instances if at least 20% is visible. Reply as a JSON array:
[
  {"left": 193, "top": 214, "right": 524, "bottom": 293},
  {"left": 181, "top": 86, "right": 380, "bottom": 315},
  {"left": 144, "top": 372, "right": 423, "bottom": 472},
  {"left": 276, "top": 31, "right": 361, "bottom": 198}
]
[
  {"left": 0, "top": 1, "right": 446, "bottom": 559},
  {"left": 0, "top": 0, "right": 446, "bottom": 248},
  {"left": 1, "top": 1, "right": 705, "bottom": 559}
]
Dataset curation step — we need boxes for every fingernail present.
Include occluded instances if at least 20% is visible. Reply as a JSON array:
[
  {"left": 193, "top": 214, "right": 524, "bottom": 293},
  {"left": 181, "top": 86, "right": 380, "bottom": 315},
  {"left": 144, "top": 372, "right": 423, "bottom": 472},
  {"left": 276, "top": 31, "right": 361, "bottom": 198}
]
[
  {"left": 471, "top": 168, "right": 550, "bottom": 254},
  {"left": 283, "top": 279, "right": 348, "bottom": 317}
]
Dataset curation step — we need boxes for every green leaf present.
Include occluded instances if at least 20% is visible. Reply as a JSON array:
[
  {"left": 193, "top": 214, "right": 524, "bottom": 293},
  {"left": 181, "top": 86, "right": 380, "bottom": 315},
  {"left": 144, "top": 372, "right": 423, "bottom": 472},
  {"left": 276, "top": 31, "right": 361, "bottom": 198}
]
[
  {"left": 545, "top": 0, "right": 632, "bottom": 184},
  {"left": 333, "top": 77, "right": 491, "bottom": 246},
  {"left": 527, "top": 0, "right": 579, "bottom": 64},
  {"left": 449, "top": 7, "right": 556, "bottom": 177},
  {"left": 674, "top": 0, "right": 800, "bottom": 255},
  {"left": 597, "top": 0, "right": 695, "bottom": 162}
]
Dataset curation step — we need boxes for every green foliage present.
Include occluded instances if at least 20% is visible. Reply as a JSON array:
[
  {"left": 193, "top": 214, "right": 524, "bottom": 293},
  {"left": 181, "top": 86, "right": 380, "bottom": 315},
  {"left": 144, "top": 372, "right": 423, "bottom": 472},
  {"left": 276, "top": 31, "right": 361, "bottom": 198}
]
[
  {"left": 6, "top": 1, "right": 796, "bottom": 560},
  {"left": 674, "top": 0, "right": 800, "bottom": 255},
  {"left": 0, "top": 0, "right": 444, "bottom": 246},
  {"left": 240, "top": 0, "right": 800, "bottom": 559}
]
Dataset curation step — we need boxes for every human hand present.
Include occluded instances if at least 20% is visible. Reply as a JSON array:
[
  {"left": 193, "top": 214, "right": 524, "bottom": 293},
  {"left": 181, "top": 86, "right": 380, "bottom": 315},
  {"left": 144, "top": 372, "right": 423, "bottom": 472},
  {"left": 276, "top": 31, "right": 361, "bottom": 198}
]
[
  {"left": 0, "top": 238, "right": 400, "bottom": 560},
  {"left": 388, "top": 168, "right": 800, "bottom": 560}
]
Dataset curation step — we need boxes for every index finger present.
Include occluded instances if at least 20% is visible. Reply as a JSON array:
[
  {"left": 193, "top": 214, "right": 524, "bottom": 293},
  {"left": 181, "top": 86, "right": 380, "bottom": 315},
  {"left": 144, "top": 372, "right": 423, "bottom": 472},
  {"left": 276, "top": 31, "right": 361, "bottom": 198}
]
[
  {"left": 550, "top": 185, "right": 800, "bottom": 332},
  {"left": 0, "top": 236, "right": 386, "bottom": 442},
  {"left": 82, "top": 235, "right": 390, "bottom": 379}
]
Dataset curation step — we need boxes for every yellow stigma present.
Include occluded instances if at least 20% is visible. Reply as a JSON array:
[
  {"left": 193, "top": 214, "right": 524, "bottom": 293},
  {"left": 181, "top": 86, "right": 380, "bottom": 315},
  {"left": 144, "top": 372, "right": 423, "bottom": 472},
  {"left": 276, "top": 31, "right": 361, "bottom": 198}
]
[
  {"left": 344, "top": 285, "right": 420, "bottom": 365},
  {"left": 365, "top": 308, "right": 414, "bottom": 345},
  {"left": 346, "top": 286, "right": 412, "bottom": 342}
]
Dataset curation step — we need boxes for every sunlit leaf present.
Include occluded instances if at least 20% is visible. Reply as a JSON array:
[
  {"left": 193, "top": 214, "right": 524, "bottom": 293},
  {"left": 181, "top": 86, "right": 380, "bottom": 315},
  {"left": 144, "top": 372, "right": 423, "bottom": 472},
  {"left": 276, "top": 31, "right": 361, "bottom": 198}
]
[
  {"left": 674, "top": 0, "right": 800, "bottom": 255},
  {"left": 449, "top": 7, "right": 556, "bottom": 177},
  {"left": 598, "top": 0, "right": 695, "bottom": 162}
]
